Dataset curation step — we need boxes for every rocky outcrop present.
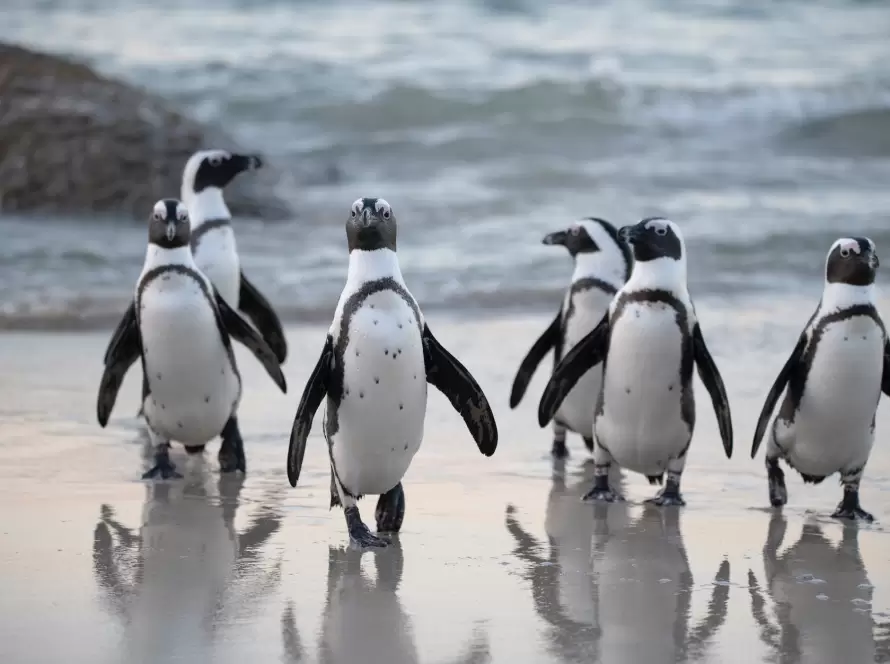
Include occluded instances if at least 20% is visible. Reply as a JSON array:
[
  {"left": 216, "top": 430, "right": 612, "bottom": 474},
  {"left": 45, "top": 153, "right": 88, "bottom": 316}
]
[{"left": 0, "top": 42, "right": 291, "bottom": 220}]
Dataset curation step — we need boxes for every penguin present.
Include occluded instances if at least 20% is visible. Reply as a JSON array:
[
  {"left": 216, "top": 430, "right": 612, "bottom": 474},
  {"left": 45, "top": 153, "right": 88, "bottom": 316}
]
[
  {"left": 509, "top": 217, "right": 632, "bottom": 459},
  {"left": 751, "top": 237, "right": 887, "bottom": 522},
  {"left": 537, "top": 217, "right": 733, "bottom": 505},
  {"left": 103, "top": 149, "right": 288, "bottom": 438},
  {"left": 747, "top": 513, "right": 876, "bottom": 663},
  {"left": 286, "top": 197, "right": 498, "bottom": 549},
  {"left": 97, "top": 198, "right": 287, "bottom": 479}
]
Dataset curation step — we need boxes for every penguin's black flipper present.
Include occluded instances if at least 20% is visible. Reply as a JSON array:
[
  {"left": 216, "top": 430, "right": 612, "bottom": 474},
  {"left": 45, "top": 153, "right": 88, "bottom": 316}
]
[
  {"left": 881, "top": 337, "right": 890, "bottom": 396},
  {"left": 422, "top": 323, "right": 498, "bottom": 457},
  {"left": 509, "top": 309, "right": 562, "bottom": 409},
  {"left": 691, "top": 323, "right": 734, "bottom": 459},
  {"left": 103, "top": 300, "right": 137, "bottom": 365},
  {"left": 97, "top": 302, "right": 142, "bottom": 427},
  {"left": 239, "top": 271, "right": 288, "bottom": 364},
  {"left": 287, "top": 335, "right": 335, "bottom": 487},
  {"left": 751, "top": 333, "right": 808, "bottom": 459},
  {"left": 537, "top": 313, "right": 610, "bottom": 428},
  {"left": 214, "top": 291, "right": 287, "bottom": 394}
]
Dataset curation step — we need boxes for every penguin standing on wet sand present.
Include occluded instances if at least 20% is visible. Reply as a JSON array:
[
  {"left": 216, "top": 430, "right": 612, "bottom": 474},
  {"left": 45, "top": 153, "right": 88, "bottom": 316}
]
[
  {"left": 102, "top": 149, "right": 288, "bottom": 443},
  {"left": 509, "top": 217, "right": 632, "bottom": 459},
  {"left": 538, "top": 217, "right": 733, "bottom": 505},
  {"left": 286, "top": 197, "right": 498, "bottom": 549},
  {"left": 97, "top": 199, "right": 287, "bottom": 479},
  {"left": 751, "top": 237, "right": 888, "bottom": 522}
]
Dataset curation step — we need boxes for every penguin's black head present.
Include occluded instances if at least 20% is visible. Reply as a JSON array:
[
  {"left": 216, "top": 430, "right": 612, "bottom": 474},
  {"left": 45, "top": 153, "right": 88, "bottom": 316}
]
[
  {"left": 826, "top": 237, "right": 879, "bottom": 286},
  {"left": 183, "top": 149, "right": 263, "bottom": 195},
  {"left": 618, "top": 217, "right": 684, "bottom": 263},
  {"left": 346, "top": 197, "right": 397, "bottom": 252},
  {"left": 148, "top": 198, "right": 191, "bottom": 249},
  {"left": 542, "top": 220, "right": 603, "bottom": 257}
]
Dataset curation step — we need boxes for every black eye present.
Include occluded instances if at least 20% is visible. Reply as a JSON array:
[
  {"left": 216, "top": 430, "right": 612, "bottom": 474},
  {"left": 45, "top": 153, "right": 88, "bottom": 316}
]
[
  {"left": 351, "top": 209, "right": 357, "bottom": 218},
  {"left": 382, "top": 209, "right": 391, "bottom": 219},
  {"left": 655, "top": 227, "right": 667, "bottom": 236},
  {"left": 209, "top": 155, "right": 223, "bottom": 167},
  {"left": 840, "top": 248, "right": 851, "bottom": 258}
]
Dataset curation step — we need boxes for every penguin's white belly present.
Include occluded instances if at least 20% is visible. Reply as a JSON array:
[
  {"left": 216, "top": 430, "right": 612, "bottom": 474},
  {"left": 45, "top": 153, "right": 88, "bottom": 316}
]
[
  {"left": 329, "top": 291, "right": 427, "bottom": 496},
  {"left": 777, "top": 317, "right": 882, "bottom": 477},
  {"left": 595, "top": 304, "right": 690, "bottom": 475},
  {"left": 140, "top": 275, "right": 239, "bottom": 446},
  {"left": 555, "top": 288, "right": 612, "bottom": 436},
  {"left": 193, "top": 231, "right": 240, "bottom": 309}
]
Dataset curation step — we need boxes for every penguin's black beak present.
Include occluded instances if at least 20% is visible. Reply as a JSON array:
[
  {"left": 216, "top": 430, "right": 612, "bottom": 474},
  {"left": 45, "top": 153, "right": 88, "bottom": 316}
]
[
  {"left": 542, "top": 230, "right": 568, "bottom": 247},
  {"left": 233, "top": 153, "right": 263, "bottom": 173},
  {"left": 165, "top": 221, "right": 177, "bottom": 242},
  {"left": 618, "top": 224, "right": 641, "bottom": 244}
]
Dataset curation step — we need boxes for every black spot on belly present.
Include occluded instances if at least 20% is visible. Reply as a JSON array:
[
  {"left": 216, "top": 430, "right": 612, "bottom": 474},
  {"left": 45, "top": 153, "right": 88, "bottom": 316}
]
[
  {"left": 845, "top": 336, "right": 848, "bottom": 341},
  {"left": 156, "top": 373, "right": 162, "bottom": 380},
  {"left": 374, "top": 320, "right": 378, "bottom": 325},
  {"left": 345, "top": 388, "right": 350, "bottom": 396},
  {"left": 398, "top": 324, "right": 403, "bottom": 329},
  {"left": 370, "top": 304, "right": 375, "bottom": 309},
  {"left": 391, "top": 447, "right": 395, "bottom": 452},
  {"left": 360, "top": 392, "right": 364, "bottom": 399},
  {"left": 399, "top": 403, "right": 404, "bottom": 410},
  {"left": 177, "top": 421, "right": 183, "bottom": 428},
  {"left": 356, "top": 349, "right": 360, "bottom": 357},
  {"left": 413, "top": 374, "right": 417, "bottom": 380},
  {"left": 862, "top": 336, "right": 867, "bottom": 340},
  {"left": 374, "top": 377, "right": 380, "bottom": 384},
  {"left": 668, "top": 385, "right": 673, "bottom": 392},
  {"left": 385, "top": 349, "right": 389, "bottom": 356},
  {"left": 204, "top": 396, "right": 210, "bottom": 403},
  {"left": 403, "top": 443, "right": 408, "bottom": 450},
  {"left": 161, "top": 403, "right": 166, "bottom": 410},
  {"left": 626, "top": 388, "right": 631, "bottom": 394}
]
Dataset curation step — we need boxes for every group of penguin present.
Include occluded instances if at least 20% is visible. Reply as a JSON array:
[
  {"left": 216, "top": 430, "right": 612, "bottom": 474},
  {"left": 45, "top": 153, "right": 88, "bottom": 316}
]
[{"left": 96, "top": 150, "right": 889, "bottom": 551}]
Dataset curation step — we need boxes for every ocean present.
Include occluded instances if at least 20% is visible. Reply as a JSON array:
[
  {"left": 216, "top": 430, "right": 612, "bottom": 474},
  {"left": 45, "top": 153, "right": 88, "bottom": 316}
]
[{"left": 2, "top": 0, "right": 890, "bottom": 327}]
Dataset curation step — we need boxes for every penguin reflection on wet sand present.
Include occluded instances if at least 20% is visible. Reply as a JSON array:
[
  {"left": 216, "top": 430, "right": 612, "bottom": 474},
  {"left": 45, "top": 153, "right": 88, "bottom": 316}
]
[
  {"left": 747, "top": 513, "right": 877, "bottom": 664},
  {"left": 92, "top": 471, "right": 285, "bottom": 659},
  {"left": 317, "top": 542, "right": 491, "bottom": 664},
  {"left": 509, "top": 218, "right": 632, "bottom": 459},
  {"left": 287, "top": 197, "right": 498, "bottom": 549},
  {"left": 97, "top": 199, "right": 287, "bottom": 479},
  {"left": 751, "top": 237, "right": 888, "bottom": 522},
  {"left": 506, "top": 486, "right": 731, "bottom": 663},
  {"left": 538, "top": 217, "right": 733, "bottom": 505}
]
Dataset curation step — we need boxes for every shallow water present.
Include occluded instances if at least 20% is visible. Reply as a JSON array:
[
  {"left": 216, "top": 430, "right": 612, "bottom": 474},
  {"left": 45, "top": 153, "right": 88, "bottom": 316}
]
[
  {"left": 2, "top": 0, "right": 890, "bottom": 325},
  {"left": 2, "top": 313, "right": 890, "bottom": 663}
]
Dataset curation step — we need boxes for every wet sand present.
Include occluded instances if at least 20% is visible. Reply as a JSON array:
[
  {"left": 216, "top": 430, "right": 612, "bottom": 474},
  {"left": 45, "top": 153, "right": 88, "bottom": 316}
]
[{"left": 2, "top": 304, "right": 890, "bottom": 663}]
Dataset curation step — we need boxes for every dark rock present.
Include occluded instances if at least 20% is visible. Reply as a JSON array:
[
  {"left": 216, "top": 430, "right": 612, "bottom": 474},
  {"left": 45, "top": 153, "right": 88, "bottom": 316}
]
[{"left": 0, "top": 41, "right": 292, "bottom": 221}]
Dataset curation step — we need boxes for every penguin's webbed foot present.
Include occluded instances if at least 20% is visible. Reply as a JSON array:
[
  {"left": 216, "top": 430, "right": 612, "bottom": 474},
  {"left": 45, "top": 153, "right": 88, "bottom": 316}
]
[
  {"left": 582, "top": 472, "right": 623, "bottom": 502},
  {"left": 142, "top": 445, "right": 181, "bottom": 480},
  {"left": 645, "top": 490, "right": 686, "bottom": 507},
  {"left": 218, "top": 416, "right": 246, "bottom": 473},
  {"left": 766, "top": 457, "right": 787, "bottom": 507},
  {"left": 551, "top": 439, "right": 569, "bottom": 460},
  {"left": 345, "top": 506, "right": 389, "bottom": 549},
  {"left": 375, "top": 483, "right": 406, "bottom": 533},
  {"left": 832, "top": 487, "right": 874, "bottom": 522}
]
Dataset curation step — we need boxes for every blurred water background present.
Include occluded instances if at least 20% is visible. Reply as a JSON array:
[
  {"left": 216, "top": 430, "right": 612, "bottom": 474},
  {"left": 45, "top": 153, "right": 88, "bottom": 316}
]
[{"left": 2, "top": 0, "right": 890, "bottom": 327}]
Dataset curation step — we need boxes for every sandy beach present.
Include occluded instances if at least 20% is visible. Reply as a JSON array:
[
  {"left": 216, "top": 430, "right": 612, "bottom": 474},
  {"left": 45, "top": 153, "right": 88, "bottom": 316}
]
[{"left": 2, "top": 302, "right": 890, "bottom": 664}]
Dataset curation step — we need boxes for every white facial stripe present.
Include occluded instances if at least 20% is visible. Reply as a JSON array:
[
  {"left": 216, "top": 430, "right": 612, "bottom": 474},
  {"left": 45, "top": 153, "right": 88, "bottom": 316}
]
[
  {"left": 375, "top": 198, "right": 391, "bottom": 214},
  {"left": 152, "top": 200, "right": 167, "bottom": 219},
  {"left": 644, "top": 218, "right": 669, "bottom": 231},
  {"left": 837, "top": 239, "right": 861, "bottom": 254},
  {"left": 176, "top": 202, "right": 189, "bottom": 221},
  {"left": 351, "top": 198, "right": 364, "bottom": 215}
]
